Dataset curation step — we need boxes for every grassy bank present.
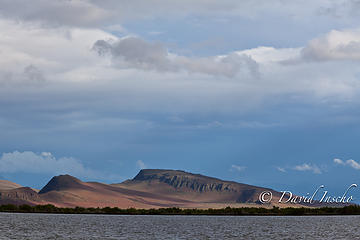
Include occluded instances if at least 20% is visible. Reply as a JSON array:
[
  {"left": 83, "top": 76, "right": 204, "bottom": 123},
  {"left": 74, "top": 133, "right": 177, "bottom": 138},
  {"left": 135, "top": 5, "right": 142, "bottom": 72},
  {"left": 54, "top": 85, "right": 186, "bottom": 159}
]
[{"left": 1, "top": 204, "right": 360, "bottom": 215}]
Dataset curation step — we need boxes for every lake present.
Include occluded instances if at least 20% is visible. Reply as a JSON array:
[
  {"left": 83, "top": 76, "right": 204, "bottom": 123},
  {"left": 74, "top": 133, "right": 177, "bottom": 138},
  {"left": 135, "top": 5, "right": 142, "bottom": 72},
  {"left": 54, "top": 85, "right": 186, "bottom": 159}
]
[{"left": 0, "top": 213, "right": 359, "bottom": 239}]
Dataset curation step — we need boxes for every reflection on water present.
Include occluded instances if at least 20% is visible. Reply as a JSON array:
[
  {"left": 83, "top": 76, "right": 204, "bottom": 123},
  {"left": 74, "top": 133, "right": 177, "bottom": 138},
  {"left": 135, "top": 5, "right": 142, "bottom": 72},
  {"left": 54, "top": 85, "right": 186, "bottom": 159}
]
[{"left": 0, "top": 213, "right": 359, "bottom": 239}]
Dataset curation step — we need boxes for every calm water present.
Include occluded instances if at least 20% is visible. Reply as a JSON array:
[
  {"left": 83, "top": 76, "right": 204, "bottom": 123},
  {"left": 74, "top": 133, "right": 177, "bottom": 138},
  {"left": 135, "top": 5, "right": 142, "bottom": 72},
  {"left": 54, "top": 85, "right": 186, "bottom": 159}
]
[{"left": 0, "top": 213, "right": 359, "bottom": 239}]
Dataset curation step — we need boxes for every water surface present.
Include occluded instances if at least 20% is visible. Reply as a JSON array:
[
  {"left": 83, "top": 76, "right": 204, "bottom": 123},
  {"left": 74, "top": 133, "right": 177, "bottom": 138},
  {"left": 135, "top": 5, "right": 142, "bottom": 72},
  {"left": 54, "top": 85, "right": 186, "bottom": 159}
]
[{"left": 0, "top": 213, "right": 358, "bottom": 239}]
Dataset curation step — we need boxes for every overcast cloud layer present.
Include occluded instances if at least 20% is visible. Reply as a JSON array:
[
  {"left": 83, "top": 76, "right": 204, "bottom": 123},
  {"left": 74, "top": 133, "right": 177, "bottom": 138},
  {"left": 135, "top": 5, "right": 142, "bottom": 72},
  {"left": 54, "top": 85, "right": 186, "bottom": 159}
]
[{"left": 1, "top": 0, "right": 360, "bottom": 194}]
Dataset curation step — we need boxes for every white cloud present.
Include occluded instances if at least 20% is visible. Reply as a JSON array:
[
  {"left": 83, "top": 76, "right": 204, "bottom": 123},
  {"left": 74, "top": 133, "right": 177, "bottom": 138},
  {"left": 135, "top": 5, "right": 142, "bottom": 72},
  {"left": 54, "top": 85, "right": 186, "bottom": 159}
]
[
  {"left": 0, "top": 19, "right": 114, "bottom": 83},
  {"left": 302, "top": 29, "right": 360, "bottom": 61},
  {"left": 333, "top": 158, "right": 345, "bottom": 165},
  {"left": 276, "top": 167, "right": 286, "bottom": 173},
  {"left": 237, "top": 46, "right": 301, "bottom": 64},
  {"left": 293, "top": 163, "right": 322, "bottom": 174},
  {"left": 230, "top": 164, "right": 246, "bottom": 172},
  {"left": 0, "top": 151, "right": 97, "bottom": 177},
  {"left": 346, "top": 159, "right": 360, "bottom": 170},
  {"left": 136, "top": 160, "right": 147, "bottom": 169},
  {"left": 334, "top": 158, "right": 360, "bottom": 170}
]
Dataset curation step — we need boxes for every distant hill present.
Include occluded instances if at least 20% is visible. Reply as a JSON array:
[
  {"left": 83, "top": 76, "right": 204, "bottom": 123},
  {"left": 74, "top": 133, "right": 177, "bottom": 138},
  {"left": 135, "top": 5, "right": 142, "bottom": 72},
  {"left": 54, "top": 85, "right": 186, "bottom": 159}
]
[
  {"left": 115, "top": 169, "right": 283, "bottom": 205},
  {"left": 0, "top": 169, "right": 301, "bottom": 208},
  {"left": 0, "top": 187, "right": 41, "bottom": 205},
  {"left": 37, "top": 174, "right": 195, "bottom": 208},
  {"left": 0, "top": 180, "right": 22, "bottom": 190}
]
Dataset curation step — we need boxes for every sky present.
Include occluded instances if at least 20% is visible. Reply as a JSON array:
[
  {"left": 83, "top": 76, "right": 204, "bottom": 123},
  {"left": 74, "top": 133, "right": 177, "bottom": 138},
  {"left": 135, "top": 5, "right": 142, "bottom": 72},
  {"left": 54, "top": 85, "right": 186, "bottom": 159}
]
[{"left": 1, "top": 0, "right": 360, "bottom": 201}]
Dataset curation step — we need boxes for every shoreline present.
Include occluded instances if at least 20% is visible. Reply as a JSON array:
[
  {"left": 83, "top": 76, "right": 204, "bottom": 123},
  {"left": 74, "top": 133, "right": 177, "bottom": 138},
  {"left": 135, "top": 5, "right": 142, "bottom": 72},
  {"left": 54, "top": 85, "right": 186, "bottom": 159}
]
[{"left": 1, "top": 204, "right": 360, "bottom": 216}]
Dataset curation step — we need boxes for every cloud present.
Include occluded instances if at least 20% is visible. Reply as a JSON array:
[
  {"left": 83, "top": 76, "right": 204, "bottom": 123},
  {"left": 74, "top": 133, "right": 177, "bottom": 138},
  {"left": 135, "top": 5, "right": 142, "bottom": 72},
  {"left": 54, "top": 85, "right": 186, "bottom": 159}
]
[
  {"left": 93, "top": 37, "right": 174, "bottom": 71},
  {"left": 230, "top": 164, "right": 246, "bottom": 172},
  {"left": 0, "top": 19, "right": 360, "bottom": 151},
  {"left": 0, "top": 19, "right": 114, "bottom": 84},
  {"left": 93, "top": 36, "right": 259, "bottom": 78},
  {"left": 334, "top": 158, "right": 345, "bottom": 165},
  {"left": 0, "top": 18, "right": 357, "bottom": 141},
  {"left": 0, "top": 151, "right": 98, "bottom": 177},
  {"left": 293, "top": 163, "right": 322, "bottom": 174},
  {"left": 136, "top": 160, "right": 147, "bottom": 169},
  {"left": 318, "top": 0, "right": 360, "bottom": 19},
  {"left": 238, "top": 46, "right": 301, "bottom": 64},
  {"left": 0, "top": 151, "right": 123, "bottom": 181},
  {"left": 0, "top": 18, "right": 357, "bottom": 115},
  {"left": 0, "top": 64, "right": 46, "bottom": 86},
  {"left": 301, "top": 29, "right": 360, "bottom": 61},
  {"left": 0, "top": 0, "right": 109, "bottom": 27},
  {"left": 276, "top": 167, "right": 286, "bottom": 173},
  {"left": 347, "top": 159, "right": 360, "bottom": 170},
  {"left": 23, "top": 65, "right": 45, "bottom": 82},
  {"left": 334, "top": 158, "right": 360, "bottom": 170},
  {"left": 0, "top": 1, "right": 333, "bottom": 27}
]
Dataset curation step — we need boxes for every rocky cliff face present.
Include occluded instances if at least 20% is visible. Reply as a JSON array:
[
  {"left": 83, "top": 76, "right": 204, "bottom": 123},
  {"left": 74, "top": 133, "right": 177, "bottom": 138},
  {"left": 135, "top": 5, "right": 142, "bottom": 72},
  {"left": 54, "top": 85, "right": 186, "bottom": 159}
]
[
  {"left": 0, "top": 187, "right": 41, "bottom": 205},
  {"left": 133, "top": 169, "right": 239, "bottom": 193},
  {"left": 122, "top": 169, "right": 270, "bottom": 204}
]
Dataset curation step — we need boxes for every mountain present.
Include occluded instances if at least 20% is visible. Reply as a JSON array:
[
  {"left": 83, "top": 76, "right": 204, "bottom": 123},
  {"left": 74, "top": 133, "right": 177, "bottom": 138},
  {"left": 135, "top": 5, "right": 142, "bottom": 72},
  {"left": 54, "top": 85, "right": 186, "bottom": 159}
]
[
  {"left": 39, "top": 175, "right": 93, "bottom": 194},
  {"left": 0, "top": 169, "right": 295, "bottom": 208},
  {"left": 0, "top": 187, "right": 41, "bottom": 205},
  {"left": 37, "top": 174, "right": 194, "bottom": 208},
  {"left": 115, "top": 169, "right": 275, "bottom": 204},
  {"left": 0, "top": 180, "right": 23, "bottom": 190}
]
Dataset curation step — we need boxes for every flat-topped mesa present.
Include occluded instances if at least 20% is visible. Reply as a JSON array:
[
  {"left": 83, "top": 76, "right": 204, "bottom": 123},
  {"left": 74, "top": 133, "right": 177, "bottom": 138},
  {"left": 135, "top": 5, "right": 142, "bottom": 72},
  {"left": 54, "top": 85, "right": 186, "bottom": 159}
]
[
  {"left": 133, "top": 169, "right": 189, "bottom": 181},
  {"left": 132, "top": 169, "right": 240, "bottom": 193},
  {"left": 39, "top": 174, "right": 90, "bottom": 194}
]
